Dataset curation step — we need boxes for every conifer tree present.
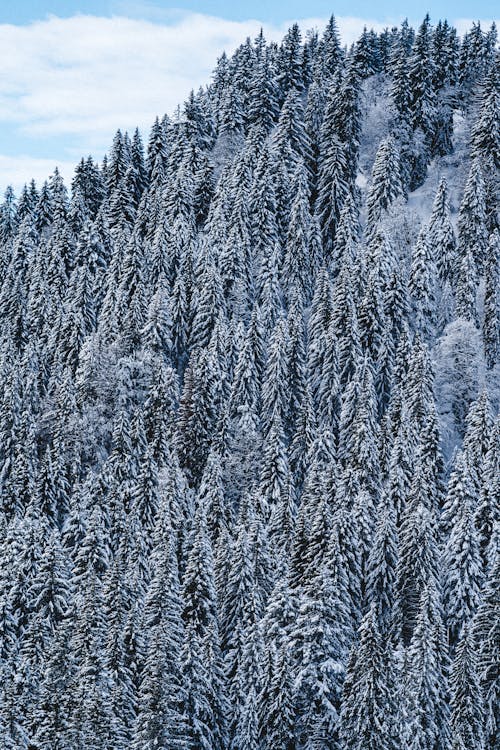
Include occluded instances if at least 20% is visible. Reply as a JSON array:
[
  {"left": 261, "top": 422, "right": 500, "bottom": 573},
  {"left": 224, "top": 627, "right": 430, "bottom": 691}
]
[
  {"left": 247, "top": 50, "right": 279, "bottom": 134},
  {"left": 428, "top": 177, "right": 457, "bottom": 285},
  {"left": 483, "top": 231, "right": 499, "bottom": 369},
  {"left": 442, "top": 471, "right": 483, "bottom": 648},
  {"left": 316, "top": 131, "right": 348, "bottom": 252},
  {"left": 259, "top": 641, "right": 295, "bottom": 750},
  {"left": 182, "top": 497, "right": 218, "bottom": 638},
  {"left": 457, "top": 160, "right": 489, "bottom": 272},
  {"left": 409, "top": 228, "right": 437, "bottom": 340},
  {"left": 455, "top": 248, "right": 478, "bottom": 323},
  {"left": 475, "top": 416, "right": 499, "bottom": 568},
  {"left": 282, "top": 161, "right": 312, "bottom": 303},
  {"left": 261, "top": 317, "right": 289, "bottom": 435},
  {"left": 405, "top": 583, "right": 450, "bottom": 750},
  {"left": 473, "top": 536, "right": 500, "bottom": 750},
  {"left": 293, "top": 538, "right": 350, "bottom": 748},
  {"left": 366, "top": 136, "right": 404, "bottom": 231},
  {"left": 366, "top": 492, "right": 398, "bottom": 639},
  {"left": 328, "top": 60, "right": 363, "bottom": 183},
  {"left": 408, "top": 15, "right": 438, "bottom": 159},
  {"left": 450, "top": 623, "right": 485, "bottom": 750},
  {"left": 470, "top": 65, "right": 500, "bottom": 168},
  {"left": 314, "top": 15, "right": 343, "bottom": 80},
  {"left": 396, "top": 463, "right": 441, "bottom": 644},
  {"left": 340, "top": 604, "right": 398, "bottom": 750},
  {"left": 134, "top": 530, "right": 189, "bottom": 750},
  {"left": 272, "top": 90, "right": 311, "bottom": 173}
]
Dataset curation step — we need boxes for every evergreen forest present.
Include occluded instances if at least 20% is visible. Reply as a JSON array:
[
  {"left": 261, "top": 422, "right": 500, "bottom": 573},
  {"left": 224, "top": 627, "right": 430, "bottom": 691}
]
[{"left": 0, "top": 13, "right": 498, "bottom": 750}]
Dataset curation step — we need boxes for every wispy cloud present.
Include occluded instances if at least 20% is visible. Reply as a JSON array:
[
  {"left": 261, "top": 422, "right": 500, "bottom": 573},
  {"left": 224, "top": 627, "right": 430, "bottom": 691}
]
[{"left": 0, "top": 12, "right": 493, "bottom": 193}]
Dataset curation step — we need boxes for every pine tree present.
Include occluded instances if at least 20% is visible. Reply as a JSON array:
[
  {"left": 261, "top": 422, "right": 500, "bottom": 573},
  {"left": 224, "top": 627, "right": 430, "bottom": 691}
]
[
  {"left": 328, "top": 60, "right": 362, "bottom": 184},
  {"left": 133, "top": 530, "right": 189, "bottom": 750},
  {"left": 457, "top": 160, "right": 489, "bottom": 273},
  {"left": 470, "top": 65, "right": 500, "bottom": 168},
  {"left": 68, "top": 567, "right": 113, "bottom": 750},
  {"left": 0, "top": 187, "right": 18, "bottom": 247},
  {"left": 409, "top": 228, "right": 437, "bottom": 340},
  {"left": 462, "top": 392, "right": 494, "bottom": 488},
  {"left": 366, "top": 491, "right": 398, "bottom": 639},
  {"left": 259, "top": 641, "right": 295, "bottom": 750},
  {"left": 261, "top": 317, "right": 289, "bottom": 435},
  {"left": 304, "top": 81, "right": 327, "bottom": 187},
  {"left": 277, "top": 23, "right": 304, "bottom": 96},
  {"left": 450, "top": 623, "right": 485, "bottom": 750},
  {"left": 428, "top": 177, "right": 457, "bottom": 285},
  {"left": 28, "top": 529, "right": 71, "bottom": 647},
  {"left": 455, "top": 248, "right": 478, "bottom": 323},
  {"left": 338, "top": 359, "right": 380, "bottom": 505},
  {"left": 473, "top": 531, "right": 500, "bottom": 749},
  {"left": 272, "top": 90, "right": 311, "bottom": 174},
  {"left": 331, "top": 193, "right": 360, "bottom": 275},
  {"left": 182, "top": 621, "right": 228, "bottom": 750},
  {"left": 314, "top": 15, "right": 343, "bottom": 80},
  {"left": 475, "top": 416, "right": 499, "bottom": 568},
  {"left": 182, "top": 497, "right": 218, "bottom": 637},
  {"left": 282, "top": 161, "right": 312, "bottom": 303},
  {"left": 316, "top": 323, "right": 341, "bottom": 435},
  {"left": 316, "top": 130, "right": 348, "bottom": 252},
  {"left": 354, "top": 27, "right": 382, "bottom": 78},
  {"left": 405, "top": 583, "right": 450, "bottom": 750},
  {"left": 293, "top": 547, "right": 350, "bottom": 748},
  {"left": 190, "top": 251, "right": 224, "bottom": 351},
  {"left": 366, "top": 136, "right": 404, "bottom": 230},
  {"left": 396, "top": 464, "right": 441, "bottom": 644},
  {"left": 247, "top": 49, "right": 279, "bottom": 134},
  {"left": 249, "top": 143, "right": 279, "bottom": 268},
  {"left": 177, "top": 346, "right": 221, "bottom": 484},
  {"left": 408, "top": 15, "right": 438, "bottom": 150},
  {"left": 442, "top": 472, "right": 483, "bottom": 648},
  {"left": 32, "top": 619, "right": 75, "bottom": 750},
  {"left": 483, "top": 230, "right": 499, "bottom": 369},
  {"left": 308, "top": 266, "right": 333, "bottom": 391},
  {"left": 339, "top": 604, "right": 398, "bottom": 750},
  {"left": 141, "top": 281, "right": 173, "bottom": 360}
]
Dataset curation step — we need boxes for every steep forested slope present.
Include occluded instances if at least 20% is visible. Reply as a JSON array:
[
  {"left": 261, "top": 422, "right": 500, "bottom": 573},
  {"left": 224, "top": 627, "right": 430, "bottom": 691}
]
[{"left": 0, "top": 13, "right": 498, "bottom": 750}]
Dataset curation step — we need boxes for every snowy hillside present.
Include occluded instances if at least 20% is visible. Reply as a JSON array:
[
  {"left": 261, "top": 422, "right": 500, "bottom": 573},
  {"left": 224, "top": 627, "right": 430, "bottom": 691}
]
[{"left": 0, "top": 13, "right": 498, "bottom": 750}]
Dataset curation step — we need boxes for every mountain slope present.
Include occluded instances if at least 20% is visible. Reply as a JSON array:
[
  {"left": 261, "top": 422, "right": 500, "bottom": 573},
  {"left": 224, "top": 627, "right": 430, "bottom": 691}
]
[{"left": 0, "top": 13, "right": 498, "bottom": 750}]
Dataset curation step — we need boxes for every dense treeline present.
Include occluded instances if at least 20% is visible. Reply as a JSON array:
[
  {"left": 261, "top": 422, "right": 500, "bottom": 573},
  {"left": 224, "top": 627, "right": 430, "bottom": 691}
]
[{"left": 0, "top": 13, "right": 499, "bottom": 750}]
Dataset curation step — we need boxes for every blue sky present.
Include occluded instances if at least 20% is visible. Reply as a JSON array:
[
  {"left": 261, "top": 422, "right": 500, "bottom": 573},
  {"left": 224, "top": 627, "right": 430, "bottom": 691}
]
[
  {"left": 1, "top": 1, "right": 498, "bottom": 24},
  {"left": 0, "top": 2, "right": 497, "bottom": 192}
]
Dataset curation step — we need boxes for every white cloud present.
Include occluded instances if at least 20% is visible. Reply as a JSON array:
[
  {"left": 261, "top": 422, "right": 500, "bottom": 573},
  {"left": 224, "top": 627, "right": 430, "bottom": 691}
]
[
  {"left": 0, "top": 12, "right": 495, "bottom": 192},
  {"left": 0, "top": 14, "right": 300, "bottom": 144},
  {"left": 0, "top": 154, "right": 76, "bottom": 194}
]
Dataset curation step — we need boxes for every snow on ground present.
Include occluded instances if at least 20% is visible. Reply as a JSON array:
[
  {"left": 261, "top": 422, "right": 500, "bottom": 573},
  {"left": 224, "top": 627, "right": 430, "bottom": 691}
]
[{"left": 408, "top": 110, "right": 472, "bottom": 226}]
